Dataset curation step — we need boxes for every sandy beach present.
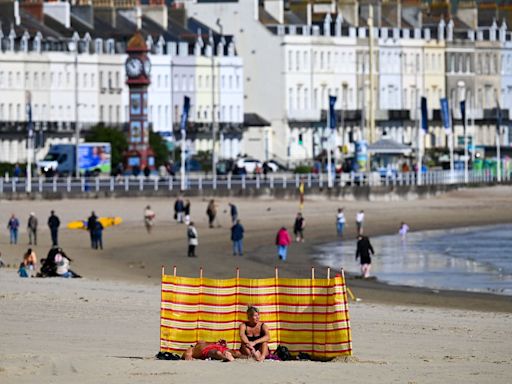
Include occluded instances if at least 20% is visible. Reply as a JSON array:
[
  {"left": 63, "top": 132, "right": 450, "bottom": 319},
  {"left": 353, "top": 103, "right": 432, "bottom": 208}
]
[{"left": 1, "top": 186, "right": 512, "bottom": 382}]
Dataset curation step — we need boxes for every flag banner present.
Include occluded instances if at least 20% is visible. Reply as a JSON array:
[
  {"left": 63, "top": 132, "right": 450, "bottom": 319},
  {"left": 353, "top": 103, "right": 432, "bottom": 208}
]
[
  {"left": 440, "top": 97, "right": 451, "bottom": 132},
  {"left": 329, "top": 96, "right": 337, "bottom": 130},
  {"left": 496, "top": 102, "right": 502, "bottom": 134},
  {"left": 180, "top": 96, "right": 190, "bottom": 133},
  {"left": 421, "top": 97, "right": 428, "bottom": 132},
  {"left": 460, "top": 100, "right": 466, "bottom": 136},
  {"left": 160, "top": 273, "right": 352, "bottom": 360}
]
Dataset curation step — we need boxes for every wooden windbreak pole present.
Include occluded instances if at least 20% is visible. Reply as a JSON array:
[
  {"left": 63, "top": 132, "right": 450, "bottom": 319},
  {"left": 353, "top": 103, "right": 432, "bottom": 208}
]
[
  {"left": 325, "top": 267, "right": 331, "bottom": 359},
  {"left": 311, "top": 267, "right": 315, "bottom": 358},
  {"left": 274, "top": 266, "right": 280, "bottom": 346},
  {"left": 233, "top": 267, "right": 240, "bottom": 350},
  {"left": 196, "top": 267, "right": 203, "bottom": 344},
  {"left": 173, "top": 265, "right": 177, "bottom": 277},
  {"left": 341, "top": 268, "right": 352, "bottom": 355},
  {"left": 160, "top": 265, "right": 165, "bottom": 352}
]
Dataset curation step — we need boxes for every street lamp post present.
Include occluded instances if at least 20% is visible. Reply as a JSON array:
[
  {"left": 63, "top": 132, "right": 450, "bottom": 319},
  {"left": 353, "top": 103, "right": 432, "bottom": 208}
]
[
  {"left": 210, "top": 30, "right": 217, "bottom": 179},
  {"left": 68, "top": 39, "right": 80, "bottom": 178},
  {"left": 25, "top": 91, "right": 33, "bottom": 193}
]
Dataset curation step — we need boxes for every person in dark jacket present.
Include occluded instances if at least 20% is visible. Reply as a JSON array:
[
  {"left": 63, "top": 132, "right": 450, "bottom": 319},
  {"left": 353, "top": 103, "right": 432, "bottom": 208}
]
[
  {"left": 93, "top": 220, "right": 104, "bottom": 250},
  {"left": 231, "top": 220, "right": 245, "bottom": 256},
  {"left": 47, "top": 210, "right": 60, "bottom": 246},
  {"left": 174, "top": 197, "right": 185, "bottom": 223},
  {"left": 355, "top": 235, "right": 375, "bottom": 278},
  {"left": 293, "top": 212, "right": 305, "bottom": 242},
  {"left": 87, "top": 212, "right": 98, "bottom": 249},
  {"left": 229, "top": 202, "right": 238, "bottom": 224}
]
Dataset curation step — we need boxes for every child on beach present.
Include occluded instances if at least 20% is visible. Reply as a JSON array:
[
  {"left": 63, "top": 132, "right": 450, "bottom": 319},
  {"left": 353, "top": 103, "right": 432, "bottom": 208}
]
[
  {"left": 144, "top": 205, "right": 156, "bottom": 233},
  {"left": 399, "top": 222, "right": 409, "bottom": 241},
  {"left": 336, "top": 208, "right": 346, "bottom": 237}
]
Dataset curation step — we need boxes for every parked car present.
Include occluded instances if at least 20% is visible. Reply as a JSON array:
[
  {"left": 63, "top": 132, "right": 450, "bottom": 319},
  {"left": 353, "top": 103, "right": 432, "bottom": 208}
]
[
  {"left": 236, "top": 158, "right": 262, "bottom": 174},
  {"left": 266, "top": 160, "right": 287, "bottom": 172}
]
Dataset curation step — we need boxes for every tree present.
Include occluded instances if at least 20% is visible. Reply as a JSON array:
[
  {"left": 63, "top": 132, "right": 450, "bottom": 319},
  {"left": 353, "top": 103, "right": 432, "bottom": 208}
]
[
  {"left": 85, "top": 124, "right": 128, "bottom": 168},
  {"left": 149, "top": 131, "right": 170, "bottom": 167}
]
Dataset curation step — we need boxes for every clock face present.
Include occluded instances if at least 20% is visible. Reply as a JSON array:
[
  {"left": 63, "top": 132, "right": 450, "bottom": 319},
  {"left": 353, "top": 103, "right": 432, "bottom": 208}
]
[
  {"left": 126, "top": 57, "right": 143, "bottom": 78},
  {"left": 143, "top": 59, "right": 151, "bottom": 76}
]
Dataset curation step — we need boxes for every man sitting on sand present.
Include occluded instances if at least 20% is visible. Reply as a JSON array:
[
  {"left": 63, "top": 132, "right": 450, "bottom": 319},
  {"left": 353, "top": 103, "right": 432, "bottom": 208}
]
[{"left": 181, "top": 340, "right": 241, "bottom": 362}]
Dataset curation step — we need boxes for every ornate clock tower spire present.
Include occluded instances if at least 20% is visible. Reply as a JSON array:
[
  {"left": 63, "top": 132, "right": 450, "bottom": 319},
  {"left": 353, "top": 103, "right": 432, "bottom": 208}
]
[{"left": 124, "top": 29, "right": 155, "bottom": 175}]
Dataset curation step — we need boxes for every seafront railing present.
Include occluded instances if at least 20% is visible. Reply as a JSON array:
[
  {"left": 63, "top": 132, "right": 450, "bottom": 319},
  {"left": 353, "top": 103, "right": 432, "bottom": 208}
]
[{"left": 0, "top": 169, "right": 510, "bottom": 195}]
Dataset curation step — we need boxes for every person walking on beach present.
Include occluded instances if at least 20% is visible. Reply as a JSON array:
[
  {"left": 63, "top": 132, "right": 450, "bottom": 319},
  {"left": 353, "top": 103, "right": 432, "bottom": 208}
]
[
  {"left": 336, "top": 208, "right": 346, "bottom": 238},
  {"left": 93, "top": 220, "right": 104, "bottom": 250},
  {"left": 293, "top": 212, "right": 306, "bottom": 242},
  {"left": 398, "top": 222, "right": 409, "bottom": 241},
  {"left": 275, "top": 227, "right": 292, "bottom": 261},
  {"left": 187, "top": 222, "right": 198, "bottom": 257},
  {"left": 27, "top": 212, "right": 38, "bottom": 246},
  {"left": 174, "top": 197, "right": 185, "bottom": 223},
  {"left": 356, "top": 210, "right": 365, "bottom": 235},
  {"left": 144, "top": 205, "right": 156, "bottom": 233},
  {"left": 231, "top": 219, "right": 245, "bottom": 256},
  {"left": 7, "top": 214, "right": 20, "bottom": 245},
  {"left": 229, "top": 202, "right": 238, "bottom": 224},
  {"left": 87, "top": 211, "right": 98, "bottom": 249},
  {"left": 48, "top": 210, "right": 60, "bottom": 246},
  {"left": 184, "top": 199, "right": 191, "bottom": 225},
  {"left": 355, "top": 234, "right": 375, "bottom": 278},
  {"left": 206, "top": 199, "right": 217, "bottom": 228}
]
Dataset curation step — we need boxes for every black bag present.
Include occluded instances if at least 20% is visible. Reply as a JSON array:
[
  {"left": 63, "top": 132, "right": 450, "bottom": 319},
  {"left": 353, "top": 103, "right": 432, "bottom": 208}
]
[
  {"left": 275, "top": 345, "right": 292, "bottom": 361},
  {"left": 156, "top": 351, "right": 181, "bottom": 360},
  {"left": 297, "top": 352, "right": 312, "bottom": 360},
  {"left": 187, "top": 227, "right": 196, "bottom": 239}
]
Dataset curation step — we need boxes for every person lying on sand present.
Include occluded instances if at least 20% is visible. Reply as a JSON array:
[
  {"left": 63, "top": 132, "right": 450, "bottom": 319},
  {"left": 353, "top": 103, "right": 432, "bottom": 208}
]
[
  {"left": 181, "top": 340, "right": 242, "bottom": 362},
  {"left": 239, "top": 306, "right": 270, "bottom": 362}
]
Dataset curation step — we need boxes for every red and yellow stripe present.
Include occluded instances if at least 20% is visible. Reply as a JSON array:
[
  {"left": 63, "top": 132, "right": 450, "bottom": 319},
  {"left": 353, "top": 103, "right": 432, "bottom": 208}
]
[{"left": 160, "top": 274, "right": 352, "bottom": 359}]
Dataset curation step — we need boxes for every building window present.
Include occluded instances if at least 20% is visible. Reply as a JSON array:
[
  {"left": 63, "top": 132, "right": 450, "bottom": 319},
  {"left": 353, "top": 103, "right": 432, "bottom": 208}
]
[
  {"left": 296, "top": 51, "right": 300, "bottom": 70},
  {"left": 304, "top": 88, "right": 309, "bottom": 109},
  {"left": 229, "top": 75, "right": 233, "bottom": 89},
  {"left": 288, "top": 88, "right": 294, "bottom": 110},
  {"left": 100, "top": 106, "right": 104, "bottom": 121},
  {"left": 236, "top": 75, "right": 240, "bottom": 89},
  {"left": 181, "top": 75, "right": 186, "bottom": 91},
  {"left": 189, "top": 75, "right": 194, "bottom": 91},
  {"left": 288, "top": 50, "right": 293, "bottom": 71}
]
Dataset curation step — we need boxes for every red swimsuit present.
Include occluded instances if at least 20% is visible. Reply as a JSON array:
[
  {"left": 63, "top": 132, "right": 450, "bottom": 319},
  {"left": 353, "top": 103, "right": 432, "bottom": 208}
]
[{"left": 201, "top": 343, "right": 230, "bottom": 359}]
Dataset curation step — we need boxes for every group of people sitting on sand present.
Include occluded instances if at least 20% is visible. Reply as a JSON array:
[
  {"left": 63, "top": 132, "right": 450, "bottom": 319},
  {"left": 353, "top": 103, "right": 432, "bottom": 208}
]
[
  {"left": 182, "top": 306, "right": 270, "bottom": 362},
  {"left": 18, "top": 247, "right": 80, "bottom": 278}
]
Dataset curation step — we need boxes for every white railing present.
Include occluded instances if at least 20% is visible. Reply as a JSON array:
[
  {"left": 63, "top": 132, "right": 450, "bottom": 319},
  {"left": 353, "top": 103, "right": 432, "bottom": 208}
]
[{"left": 0, "top": 169, "right": 509, "bottom": 194}]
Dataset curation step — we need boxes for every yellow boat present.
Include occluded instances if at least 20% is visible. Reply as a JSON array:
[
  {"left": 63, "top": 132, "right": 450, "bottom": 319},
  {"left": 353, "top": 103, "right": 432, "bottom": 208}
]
[{"left": 67, "top": 217, "right": 122, "bottom": 230}]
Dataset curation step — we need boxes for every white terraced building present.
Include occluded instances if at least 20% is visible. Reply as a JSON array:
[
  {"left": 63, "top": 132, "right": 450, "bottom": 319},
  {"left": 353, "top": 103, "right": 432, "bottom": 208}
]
[{"left": 0, "top": 0, "right": 245, "bottom": 164}]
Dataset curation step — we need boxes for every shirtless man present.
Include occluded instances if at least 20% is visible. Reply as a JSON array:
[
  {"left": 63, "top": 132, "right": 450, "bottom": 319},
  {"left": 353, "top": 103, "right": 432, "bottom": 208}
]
[{"left": 181, "top": 340, "right": 241, "bottom": 362}]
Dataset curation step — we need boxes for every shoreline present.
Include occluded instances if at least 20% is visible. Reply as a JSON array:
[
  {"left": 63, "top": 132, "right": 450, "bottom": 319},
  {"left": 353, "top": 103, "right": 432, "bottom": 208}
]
[{"left": 1, "top": 186, "right": 512, "bottom": 313}]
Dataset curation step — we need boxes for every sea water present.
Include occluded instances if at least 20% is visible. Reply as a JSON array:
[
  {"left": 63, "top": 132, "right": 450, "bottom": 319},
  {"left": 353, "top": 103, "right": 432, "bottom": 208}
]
[{"left": 314, "top": 224, "right": 512, "bottom": 296}]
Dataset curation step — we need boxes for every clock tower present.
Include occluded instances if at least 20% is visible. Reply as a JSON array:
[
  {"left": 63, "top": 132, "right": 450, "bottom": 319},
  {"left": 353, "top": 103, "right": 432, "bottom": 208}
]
[{"left": 124, "top": 30, "right": 154, "bottom": 174}]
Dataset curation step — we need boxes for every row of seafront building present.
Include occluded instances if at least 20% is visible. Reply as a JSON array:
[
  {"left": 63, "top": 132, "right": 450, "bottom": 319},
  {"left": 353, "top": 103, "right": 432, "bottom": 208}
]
[{"left": 0, "top": 0, "right": 511, "bottom": 168}]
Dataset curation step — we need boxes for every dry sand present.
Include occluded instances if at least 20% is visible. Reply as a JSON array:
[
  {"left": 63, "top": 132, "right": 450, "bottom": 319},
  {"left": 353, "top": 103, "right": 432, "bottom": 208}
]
[{"left": 1, "top": 186, "right": 512, "bottom": 382}]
